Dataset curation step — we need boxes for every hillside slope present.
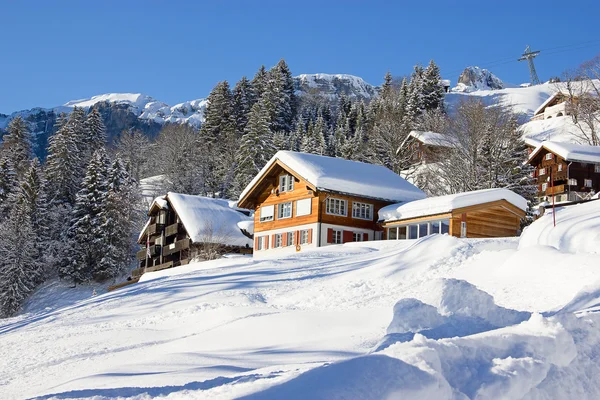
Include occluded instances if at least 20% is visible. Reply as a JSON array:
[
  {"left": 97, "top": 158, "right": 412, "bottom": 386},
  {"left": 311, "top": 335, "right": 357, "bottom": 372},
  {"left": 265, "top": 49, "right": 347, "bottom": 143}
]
[{"left": 1, "top": 200, "right": 600, "bottom": 399}]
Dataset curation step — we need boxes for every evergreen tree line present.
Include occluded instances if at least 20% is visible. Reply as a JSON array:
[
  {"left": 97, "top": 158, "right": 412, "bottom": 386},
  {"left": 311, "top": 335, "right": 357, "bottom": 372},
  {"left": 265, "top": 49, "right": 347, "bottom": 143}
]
[{"left": 0, "top": 109, "right": 139, "bottom": 317}]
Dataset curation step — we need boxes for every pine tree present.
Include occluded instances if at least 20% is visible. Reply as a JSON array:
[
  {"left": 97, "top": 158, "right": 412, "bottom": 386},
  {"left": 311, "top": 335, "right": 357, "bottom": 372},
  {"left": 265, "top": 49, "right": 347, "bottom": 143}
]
[
  {"left": 60, "top": 149, "right": 110, "bottom": 284},
  {"left": 264, "top": 59, "right": 296, "bottom": 133},
  {"left": 85, "top": 108, "right": 107, "bottom": 156},
  {"left": 232, "top": 76, "right": 253, "bottom": 136},
  {"left": 0, "top": 158, "right": 17, "bottom": 213},
  {"left": 381, "top": 71, "right": 394, "bottom": 99},
  {"left": 422, "top": 60, "right": 445, "bottom": 112},
  {"left": 301, "top": 121, "right": 319, "bottom": 155},
  {"left": 313, "top": 115, "right": 328, "bottom": 155},
  {"left": 406, "top": 65, "right": 425, "bottom": 124},
  {"left": 250, "top": 65, "right": 268, "bottom": 104},
  {"left": 2, "top": 116, "right": 32, "bottom": 178}
]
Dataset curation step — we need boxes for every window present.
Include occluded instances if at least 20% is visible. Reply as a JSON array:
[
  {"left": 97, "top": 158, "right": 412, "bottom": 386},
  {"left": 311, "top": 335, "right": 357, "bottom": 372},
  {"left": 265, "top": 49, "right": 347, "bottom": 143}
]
[
  {"left": 595, "top": 165, "right": 600, "bottom": 173},
  {"left": 431, "top": 221, "right": 440, "bottom": 234},
  {"left": 398, "top": 226, "right": 407, "bottom": 239},
  {"left": 326, "top": 198, "right": 347, "bottom": 216},
  {"left": 539, "top": 168, "right": 546, "bottom": 176},
  {"left": 585, "top": 179, "right": 593, "bottom": 188},
  {"left": 541, "top": 183, "right": 548, "bottom": 191},
  {"left": 418, "top": 223, "right": 429, "bottom": 238},
  {"left": 545, "top": 153, "right": 553, "bottom": 160},
  {"left": 286, "top": 231, "right": 295, "bottom": 246},
  {"left": 296, "top": 198, "right": 312, "bottom": 216},
  {"left": 157, "top": 210, "right": 167, "bottom": 225},
  {"left": 332, "top": 230, "right": 342, "bottom": 244},
  {"left": 279, "top": 175, "right": 294, "bottom": 192},
  {"left": 274, "top": 233, "right": 283, "bottom": 248},
  {"left": 352, "top": 202, "right": 374, "bottom": 220},
  {"left": 441, "top": 220, "right": 450, "bottom": 234},
  {"left": 278, "top": 202, "right": 292, "bottom": 219},
  {"left": 558, "top": 163, "right": 563, "bottom": 172},
  {"left": 353, "top": 232, "right": 363, "bottom": 242},
  {"left": 388, "top": 227, "right": 397, "bottom": 240},
  {"left": 408, "top": 225, "right": 418, "bottom": 239},
  {"left": 568, "top": 178, "right": 577, "bottom": 186},
  {"left": 460, "top": 222, "right": 467, "bottom": 238},
  {"left": 256, "top": 236, "right": 267, "bottom": 251},
  {"left": 260, "top": 205, "right": 274, "bottom": 222},
  {"left": 300, "top": 230, "right": 309, "bottom": 244}
]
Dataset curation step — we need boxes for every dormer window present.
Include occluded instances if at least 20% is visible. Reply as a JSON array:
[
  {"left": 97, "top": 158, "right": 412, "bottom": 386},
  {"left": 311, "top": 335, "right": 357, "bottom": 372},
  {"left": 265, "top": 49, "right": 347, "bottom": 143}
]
[{"left": 279, "top": 174, "right": 294, "bottom": 192}]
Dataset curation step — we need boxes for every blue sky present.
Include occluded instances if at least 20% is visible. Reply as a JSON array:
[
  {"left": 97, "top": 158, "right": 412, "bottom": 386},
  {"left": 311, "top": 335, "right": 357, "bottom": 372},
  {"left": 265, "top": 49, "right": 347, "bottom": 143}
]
[{"left": 1, "top": 0, "right": 599, "bottom": 113}]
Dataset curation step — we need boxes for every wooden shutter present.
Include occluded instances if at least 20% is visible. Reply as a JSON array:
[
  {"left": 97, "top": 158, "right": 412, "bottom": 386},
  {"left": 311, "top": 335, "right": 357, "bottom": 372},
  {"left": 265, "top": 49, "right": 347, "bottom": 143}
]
[
  {"left": 295, "top": 230, "right": 300, "bottom": 245},
  {"left": 265, "top": 235, "right": 269, "bottom": 249},
  {"left": 254, "top": 237, "right": 259, "bottom": 249},
  {"left": 342, "top": 230, "right": 353, "bottom": 244},
  {"left": 363, "top": 233, "right": 369, "bottom": 241},
  {"left": 271, "top": 235, "right": 276, "bottom": 248},
  {"left": 327, "top": 228, "right": 333, "bottom": 244},
  {"left": 282, "top": 232, "right": 288, "bottom": 246},
  {"left": 308, "top": 229, "right": 313, "bottom": 244}
]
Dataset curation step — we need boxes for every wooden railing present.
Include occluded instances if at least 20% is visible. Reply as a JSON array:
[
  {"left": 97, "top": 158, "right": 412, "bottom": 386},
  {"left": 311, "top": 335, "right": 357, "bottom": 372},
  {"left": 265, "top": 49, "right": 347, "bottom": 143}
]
[
  {"left": 163, "top": 238, "right": 191, "bottom": 257},
  {"left": 136, "top": 244, "right": 160, "bottom": 260},
  {"left": 165, "top": 223, "right": 180, "bottom": 237},
  {"left": 546, "top": 184, "right": 565, "bottom": 195},
  {"left": 147, "top": 223, "right": 164, "bottom": 236}
]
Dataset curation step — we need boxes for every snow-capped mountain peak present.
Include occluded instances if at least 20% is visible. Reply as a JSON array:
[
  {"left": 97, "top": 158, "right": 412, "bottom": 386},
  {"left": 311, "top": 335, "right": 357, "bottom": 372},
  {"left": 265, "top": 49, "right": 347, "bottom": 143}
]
[
  {"left": 294, "top": 73, "right": 378, "bottom": 100},
  {"left": 452, "top": 66, "right": 505, "bottom": 93}
]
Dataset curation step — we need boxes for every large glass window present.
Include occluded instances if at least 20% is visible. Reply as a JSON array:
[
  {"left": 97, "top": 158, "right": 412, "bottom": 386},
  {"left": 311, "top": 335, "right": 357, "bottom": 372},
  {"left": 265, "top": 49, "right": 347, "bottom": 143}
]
[
  {"left": 441, "top": 220, "right": 450, "bottom": 234},
  {"left": 332, "top": 230, "right": 343, "bottom": 244},
  {"left": 352, "top": 202, "right": 373, "bottom": 220},
  {"left": 398, "top": 226, "right": 407, "bottom": 239},
  {"left": 279, "top": 175, "right": 294, "bottom": 192},
  {"left": 278, "top": 202, "right": 292, "bottom": 219},
  {"left": 286, "top": 232, "right": 295, "bottom": 246},
  {"left": 353, "top": 233, "right": 363, "bottom": 242},
  {"left": 300, "top": 230, "right": 309, "bottom": 244},
  {"left": 274, "top": 233, "right": 283, "bottom": 248},
  {"left": 431, "top": 221, "right": 440, "bottom": 234},
  {"left": 409, "top": 225, "right": 418, "bottom": 239},
  {"left": 388, "top": 227, "right": 397, "bottom": 240},
  {"left": 326, "top": 198, "right": 347, "bottom": 216},
  {"left": 418, "top": 223, "right": 429, "bottom": 238}
]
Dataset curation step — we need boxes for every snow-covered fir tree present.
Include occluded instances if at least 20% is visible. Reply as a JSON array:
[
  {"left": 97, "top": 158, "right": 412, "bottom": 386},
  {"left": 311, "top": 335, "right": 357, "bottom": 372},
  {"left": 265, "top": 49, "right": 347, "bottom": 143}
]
[
  {"left": 422, "top": 60, "right": 445, "bottom": 112},
  {"left": 2, "top": 116, "right": 32, "bottom": 178},
  {"left": 0, "top": 158, "right": 17, "bottom": 215},
  {"left": 232, "top": 76, "right": 253, "bottom": 136},
  {"left": 250, "top": 65, "right": 268, "bottom": 104},
  {"left": 84, "top": 108, "right": 107, "bottom": 159}
]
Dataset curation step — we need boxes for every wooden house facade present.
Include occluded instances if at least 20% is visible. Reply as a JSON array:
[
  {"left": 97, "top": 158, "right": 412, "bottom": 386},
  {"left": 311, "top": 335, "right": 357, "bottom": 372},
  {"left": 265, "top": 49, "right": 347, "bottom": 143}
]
[
  {"left": 135, "top": 193, "right": 253, "bottom": 277},
  {"left": 406, "top": 131, "right": 456, "bottom": 164},
  {"left": 237, "top": 151, "right": 426, "bottom": 257},
  {"left": 527, "top": 141, "right": 600, "bottom": 203},
  {"left": 380, "top": 188, "right": 527, "bottom": 240}
]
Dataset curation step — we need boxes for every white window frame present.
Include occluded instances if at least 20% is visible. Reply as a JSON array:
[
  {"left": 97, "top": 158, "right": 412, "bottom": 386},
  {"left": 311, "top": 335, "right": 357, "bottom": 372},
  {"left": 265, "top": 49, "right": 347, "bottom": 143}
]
[
  {"left": 539, "top": 168, "right": 546, "bottom": 176},
  {"left": 278, "top": 202, "right": 292, "bottom": 219},
  {"left": 279, "top": 175, "right": 294, "bottom": 192},
  {"left": 541, "top": 182, "right": 548, "bottom": 191},
  {"left": 352, "top": 202, "right": 374, "bottom": 220},
  {"left": 352, "top": 232, "right": 364, "bottom": 242},
  {"left": 274, "top": 233, "right": 283, "bottom": 248},
  {"left": 286, "top": 231, "right": 295, "bottom": 247},
  {"left": 332, "top": 229, "right": 342, "bottom": 244},
  {"left": 558, "top": 164, "right": 563, "bottom": 172},
  {"left": 260, "top": 205, "right": 274, "bottom": 222},
  {"left": 595, "top": 164, "right": 600, "bottom": 173},
  {"left": 326, "top": 198, "right": 347, "bottom": 216},
  {"left": 585, "top": 179, "right": 593, "bottom": 188},
  {"left": 300, "top": 229, "right": 309, "bottom": 245},
  {"left": 545, "top": 153, "right": 553, "bottom": 160},
  {"left": 568, "top": 178, "right": 577, "bottom": 186}
]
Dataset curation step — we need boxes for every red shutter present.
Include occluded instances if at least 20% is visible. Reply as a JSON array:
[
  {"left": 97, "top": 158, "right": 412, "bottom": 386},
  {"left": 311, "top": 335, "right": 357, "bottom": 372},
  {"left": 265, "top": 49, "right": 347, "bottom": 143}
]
[
  {"left": 327, "top": 228, "right": 333, "bottom": 244},
  {"left": 308, "top": 229, "right": 313, "bottom": 244},
  {"left": 295, "top": 230, "right": 300, "bottom": 245},
  {"left": 265, "top": 235, "right": 269, "bottom": 249},
  {"left": 342, "top": 230, "right": 353, "bottom": 244},
  {"left": 271, "top": 235, "right": 276, "bottom": 248},
  {"left": 363, "top": 233, "right": 369, "bottom": 241},
  {"left": 282, "top": 232, "right": 288, "bottom": 246}
]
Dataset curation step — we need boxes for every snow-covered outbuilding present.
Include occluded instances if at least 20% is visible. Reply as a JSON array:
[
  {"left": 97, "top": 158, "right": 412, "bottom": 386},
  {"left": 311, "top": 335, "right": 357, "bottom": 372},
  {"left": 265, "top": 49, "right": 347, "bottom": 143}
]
[
  {"left": 527, "top": 140, "right": 600, "bottom": 202},
  {"left": 136, "top": 193, "right": 253, "bottom": 274},
  {"left": 237, "top": 151, "right": 426, "bottom": 257},
  {"left": 407, "top": 130, "right": 456, "bottom": 164},
  {"left": 379, "top": 188, "right": 527, "bottom": 239}
]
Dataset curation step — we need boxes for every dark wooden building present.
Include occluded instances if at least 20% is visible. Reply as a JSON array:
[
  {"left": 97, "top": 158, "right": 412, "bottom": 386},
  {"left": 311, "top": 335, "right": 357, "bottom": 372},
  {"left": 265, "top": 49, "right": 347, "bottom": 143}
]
[{"left": 527, "top": 141, "right": 600, "bottom": 203}]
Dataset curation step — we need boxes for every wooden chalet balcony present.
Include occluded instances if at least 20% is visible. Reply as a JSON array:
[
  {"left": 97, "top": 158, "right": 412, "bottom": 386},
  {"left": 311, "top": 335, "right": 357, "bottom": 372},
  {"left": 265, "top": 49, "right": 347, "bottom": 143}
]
[
  {"left": 165, "top": 223, "right": 180, "bottom": 238},
  {"left": 147, "top": 223, "right": 164, "bottom": 237},
  {"left": 546, "top": 184, "right": 565, "bottom": 195},
  {"left": 136, "top": 244, "right": 160, "bottom": 260},
  {"left": 162, "top": 238, "right": 191, "bottom": 257}
]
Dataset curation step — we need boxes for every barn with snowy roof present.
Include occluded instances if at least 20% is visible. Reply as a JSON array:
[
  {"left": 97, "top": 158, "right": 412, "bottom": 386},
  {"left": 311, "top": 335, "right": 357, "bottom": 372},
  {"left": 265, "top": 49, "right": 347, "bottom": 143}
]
[
  {"left": 237, "top": 150, "right": 426, "bottom": 256},
  {"left": 379, "top": 188, "right": 528, "bottom": 239},
  {"left": 135, "top": 193, "right": 253, "bottom": 276}
]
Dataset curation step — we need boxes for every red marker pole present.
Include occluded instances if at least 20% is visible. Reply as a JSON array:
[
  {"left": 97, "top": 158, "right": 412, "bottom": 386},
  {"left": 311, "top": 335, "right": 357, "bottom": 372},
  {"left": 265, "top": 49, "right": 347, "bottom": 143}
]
[{"left": 551, "top": 170, "right": 556, "bottom": 227}]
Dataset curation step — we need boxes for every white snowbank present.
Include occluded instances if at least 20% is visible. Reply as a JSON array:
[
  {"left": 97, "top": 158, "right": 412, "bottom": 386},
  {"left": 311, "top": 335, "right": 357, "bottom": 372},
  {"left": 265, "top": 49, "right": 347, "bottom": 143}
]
[
  {"left": 240, "top": 151, "right": 426, "bottom": 203},
  {"left": 379, "top": 188, "right": 527, "bottom": 222},
  {"left": 519, "top": 200, "right": 600, "bottom": 253}
]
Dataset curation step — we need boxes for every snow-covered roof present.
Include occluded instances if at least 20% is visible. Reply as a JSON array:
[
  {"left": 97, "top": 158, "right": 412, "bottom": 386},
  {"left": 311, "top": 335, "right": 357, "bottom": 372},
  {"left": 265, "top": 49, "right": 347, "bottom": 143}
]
[
  {"left": 166, "top": 193, "right": 253, "bottom": 248},
  {"left": 149, "top": 196, "right": 168, "bottom": 212},
  {"left": 533, "top": 91, "right": 567, "bottom": 116},
  {"left": 379, "top": 188, "right": 528, "bottom": 222},
  {"left": 239, "top": 151, "right": 426, "bottom": 203},
  {"left": 528, "top": 141, "right": 600, "bottom": 164},
  {"left": 409, "top": 131, "right": 456, "bottom": 147}
]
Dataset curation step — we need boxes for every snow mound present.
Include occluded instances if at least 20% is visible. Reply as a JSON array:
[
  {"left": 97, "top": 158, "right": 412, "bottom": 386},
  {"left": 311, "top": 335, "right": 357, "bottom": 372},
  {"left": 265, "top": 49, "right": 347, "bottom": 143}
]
[{"left": 519, "top": 200, "right": 600, "bottom": 254}]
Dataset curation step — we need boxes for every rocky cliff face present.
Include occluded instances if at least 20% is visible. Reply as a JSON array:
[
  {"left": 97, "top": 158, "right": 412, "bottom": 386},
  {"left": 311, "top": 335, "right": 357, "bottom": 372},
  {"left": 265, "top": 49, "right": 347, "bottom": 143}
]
[
  {"left": 453, "top": 66, "right": 505, "bottom": 92},
  {"left": 294, "top": 73, "right": 378, "bottom": 102}
]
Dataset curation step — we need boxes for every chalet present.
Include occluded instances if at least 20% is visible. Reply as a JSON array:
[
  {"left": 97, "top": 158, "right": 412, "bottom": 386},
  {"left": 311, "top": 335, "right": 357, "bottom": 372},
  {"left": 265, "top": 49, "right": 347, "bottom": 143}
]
[
  {"left": 406, "top": 130, "right": 456, "bottom": 164},
  {"left": 380, "top": 188, "right": 527, "bottom": 239},
  {"left": 237, "top": 151, "right": 426, "bottom": 256},
  {"left": 531, "top": 91, "right": 575, "bottom": 121},
  {"left": 135, "top": 193, "right": 253, "bottom": 275},
  {"left": 527, "top": 141, "right": 600, "bottom": 203}
]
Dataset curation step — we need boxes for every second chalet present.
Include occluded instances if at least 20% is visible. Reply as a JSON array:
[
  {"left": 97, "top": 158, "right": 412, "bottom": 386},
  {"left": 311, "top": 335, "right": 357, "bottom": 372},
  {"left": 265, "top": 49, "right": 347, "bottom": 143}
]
[{"left": 237, "top": 151, "right": 426, "bottom": 257}]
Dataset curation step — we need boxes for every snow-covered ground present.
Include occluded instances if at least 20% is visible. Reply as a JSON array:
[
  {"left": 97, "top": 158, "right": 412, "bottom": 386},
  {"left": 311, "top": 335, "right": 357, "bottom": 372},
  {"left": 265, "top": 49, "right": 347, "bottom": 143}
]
[{"left": 1, "top": 200, "right": 600, "bottom": 399}]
